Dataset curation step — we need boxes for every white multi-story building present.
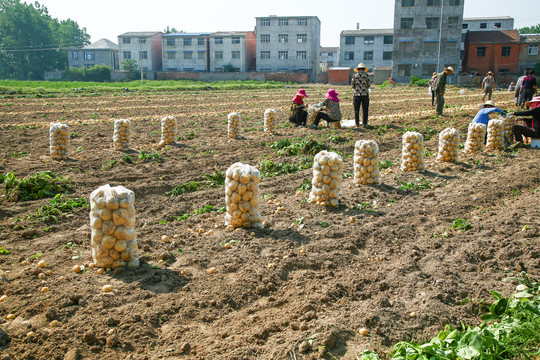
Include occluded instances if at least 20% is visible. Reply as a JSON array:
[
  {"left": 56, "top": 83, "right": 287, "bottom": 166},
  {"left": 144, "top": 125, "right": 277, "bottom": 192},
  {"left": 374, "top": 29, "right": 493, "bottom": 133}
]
[
  {"left": 209, "top": 32, "right": 256, "bottom": 72},
  {"left": 319, "top": 47, "right": 340, "bottom": 72},
  {"left": 118, "top": 31, "right": 163, "bottom": 72},
  {"left": 255, "top": 15, "right": 321, "bottom": 81},
  {"left": 162, "top": 33, "right": 211, "bottom": 72},
  {"left": 339, "top": 29, "right": 394, "bottom": 69}
]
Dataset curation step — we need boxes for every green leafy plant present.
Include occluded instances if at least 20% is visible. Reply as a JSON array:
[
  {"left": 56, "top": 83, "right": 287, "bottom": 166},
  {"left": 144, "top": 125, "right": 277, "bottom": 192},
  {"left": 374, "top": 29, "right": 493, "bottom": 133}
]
[
  {"left": 296, "top": 179, "right": 312, "bottom": 192},
  {"left": 27, "top": 194, "right": 89, "bottom": 223},
  {"left": 0, "top": 246, "right": 9, "bottom": 254},
  {"left": 3, "top": 170, "right": 71, "bottom": 202},
  {"left": 259, "top": 159, "right": 301, "bottom": 178},
  {"left": 138, "top": 151, "right": 164, "bottom": 163},
  {"left": 396, "top": 177, "right": 433, "bottom": 192},
  {"left": 10, "top": 151, "right": 29, "bottom": 158},
  {"left": 204, "top": 171, "right": 225, "bottom": 187},
  {"left": 122, "top": 155, "right": 134, "bottom": 164},
  {"left": 450, "top": 218, "right": 473, "bottom": 231},
  {"left": 167, "top": 181, "right": 200, "bottom": 197},
  {"left": 378, "top": 160, "right": 394, "bottom": 170}
]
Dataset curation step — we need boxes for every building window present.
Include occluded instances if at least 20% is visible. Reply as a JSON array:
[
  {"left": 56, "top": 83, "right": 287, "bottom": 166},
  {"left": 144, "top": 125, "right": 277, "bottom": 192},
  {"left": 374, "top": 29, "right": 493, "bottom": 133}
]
[
  {"left": 461, "top": 33, "right": 467, "bottom": 42},
  {"left": 499, "top": 68, "right": 509, "bottom": 73},
  {"left": 232, "top": 51, "right": 240, "bottom": 59},
  {"left": 363, "top": 51, "right": 373, "bottom": 60},
  {"left": 278, "top": 34, "right": 288, "bottom": 43},
  {"left": 383, "top": 51, "right": 393, "bottom": 60},
  {"left": 232, "top": 36, "right": 241, "bottom": 44},
  {"left": 297, "top": 34, "right": 307, "bottom": 43},
  {"left": 183, "top": 38, "right": 192, "bottom": 46},
  {"left": 423, "top": 41, "right": 438, "bottom": 54},
  {"left": 184, "top": 51, "right": 192, "bottom": 60},
  {"left": 260, "top": 34, "right": 270, "bottom": 43},
  {"left": 529, "top": 44, "right": 539, "bottom": 55},
  {"left": 215, "top": 51, "right": 223, "bottom": 59},
  {"left": 261, "top": 19, "right": 270, "bottom": 26},
  {"left": 72, "top": 52, "right": 78, "bottom": 60},
  {"left": 448, "top": 17, "right": 459, "bottom": 29},
  {"left": 278, "top": 51, "right": 288, "bottom": 60},
  {"left": 427, "top": 0, "right": 440, "bottom": 6},
  {"left": 297, "top": 51, "right": 307, "bottom": 60},
  {"left": 364, "top": 36, "right": 374, "bottom": 45},
  {"left": 327, "top": 52, "right": 334, "bottom": 56},
  {"left": 422, "top": 64, "right": 437, "bottom": 76},
  {"left": 166, "top": 52, "right": 175, "bottom": 60},
  {"left": 445, "top": 41, "right": 457, "bottom": 52},
  {"left": 401, "top": 18, "right": 414, "bottom": 29},
  {"left": 344, "top": 51, "right": 354, "bottom": 60},
  {"left": 138, "top": 37, "right": 147, "bottom": 44},
  {"left": 166, "top": 38, "right": 175, "bottom": 46},
  {"left": 260, "top": 51, "right": 270, "bottom": 59},
  {"left": 476, "top": 47, "right": 486, "bottom": 57},
  {"left": 402, "top": 0, "right": 414, "bottom": 6},
  {"left": 480, "top": 23, "right": 487, "bottom": 29},
  {"left": 279, "top": 19, "right": 289, "bottom": 26},
  {"left": 425, "top": 17, "right": 439, "bottom": 29},
  {"left": 297, "top": 19, "right": 307, "bottom": 26},
  {"left": 449, "top": 0, "right": 460, "bottom": 4},
  {"left": 345, "top": 36, "right": 355, "bottom": 45},
  {"left": 139, "top": 51, "right": 147, "bottom": 59},
  {"left": 198, "top": 51, "right": 205, "bottom": 60},
  {"left": 123, "top": 51, "right": 131, "bottom": 59},
  {"left": 198, "top": 38, "right": 205, "bottom": 46},
  {"left": 122, "top": 38, "right": 130, "bottom": 44},
  {"left": 384, "top": 35, "right": 393, "bottom": 44},
  {"left": 494, "top": 22, "right": 502, "bottom": 28},
  {"left": 214, "top": 37, "right": 223, "bottom": 45},
  {"left": 501, "top": 46, "right": 511, "bottom": 57},
  {"left": 399, "top": 42, "right": 414, "bottom": 55},
  {"left": 462, "top": 23, "right": 468, "bottom": 29},
  {"left": 398, "top": 64, "right": 412, "bottom": 77}
]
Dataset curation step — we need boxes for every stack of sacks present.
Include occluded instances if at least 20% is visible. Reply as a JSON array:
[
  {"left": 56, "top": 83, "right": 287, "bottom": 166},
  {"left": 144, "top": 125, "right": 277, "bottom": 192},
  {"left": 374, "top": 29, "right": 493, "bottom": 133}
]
[
  {"left": 113, "top": 119, "right": 132, "bottom": 151},
  {"left": 309, "top": 151, "right": 343, "bottom": 207},
  {"left": 90, "top": 185, "right": 139, "bottom": 269},
  {"left": 485, "top": 119, "right": 506, "bottom": 150},
  {"left": 224, "top": 162, "right": 263, "bottom": 229},
  {"left": 436, "top": 128, "right": 460, "bottom": 163},
  {"left": 353, "top": 140, "right": 380, "bottom": 185},
  {"left": 463, "top": 123, "right": 487, "bottom": 154},
  {"left": 49, "top": 122, "right": 69, "bottom": 160},
  {"left": 401, "top": 131, "right": 425, "bottom": 172},
  {"left": 264, "top": 109, "right": 277, "bottom": 135},
  {"left": 502, "top": 115, "right": 515, "bottom": 145},
  {"left": 159, "top": 115, "right": 177, "bottom": 146},
  {"left": 228, "top": 112, "right": 241, "bottom": 138}
]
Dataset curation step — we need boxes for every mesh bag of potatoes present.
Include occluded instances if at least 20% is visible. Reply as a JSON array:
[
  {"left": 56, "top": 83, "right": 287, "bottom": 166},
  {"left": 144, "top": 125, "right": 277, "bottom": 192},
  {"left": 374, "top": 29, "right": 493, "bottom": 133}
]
[
  {"left": 228, "top": 112, "right": 241, "bottom": 138},
  {"left": 401, "top": 131, "right": 425, "bottom": 172},
  {"left": 264, "top": 109, "right": 277, "bottom": 135},
  {"left": 309, "top": 151, "right": 343, "bottom": 207},
  {"left": 502, "top": 115, "right": 515, "bottom": 145},
  {"left": 49, "top": 122, "right": 69, "bottom": 160},
  {"left": 436, "top": 127, "right": 460, "bottom": 163},
  {"left": 485, "top": 119, "right": 506, "bottom": 150},
  {"left": 113, "top": 119, "right": 132, "bottom": 151},
  {"left": 306, "top": 105, "right": 319, "bottom": 127},
  {"left": 353, "top": 140, "right": 380, "bottom": 185},
  {"left": 463, "top": 123, "right": 486, "bottom": 154},
  {"left": 224, "top": 162, "right": 263, "bottom": 229},
  {"left": 159, "top": 115, "right": 177, "bottom": 146},
  {"left": 90, "top": 185, "right": 139, "bottom": 269}
]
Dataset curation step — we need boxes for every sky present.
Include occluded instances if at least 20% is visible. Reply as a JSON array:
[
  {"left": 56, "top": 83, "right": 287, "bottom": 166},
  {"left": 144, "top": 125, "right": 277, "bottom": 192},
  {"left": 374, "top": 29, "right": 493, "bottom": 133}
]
[{"left": 38, "top": 0, "right": 540, "bottom": 47}]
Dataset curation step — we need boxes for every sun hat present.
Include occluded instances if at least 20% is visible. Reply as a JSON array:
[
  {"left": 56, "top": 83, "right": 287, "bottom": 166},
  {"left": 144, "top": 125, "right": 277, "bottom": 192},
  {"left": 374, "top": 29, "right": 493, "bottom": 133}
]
[
  {"left": 487, "top": 71, "right": 494, "bottom": 75},
  {"left": 479, "top": 100, "right": 497, "bottom": 109},
  {"left": 295, "top": 89, "right": 308, "bottom": 98},
  {"left": 432, "top": 72, "right": 438, "bottom": 77},
  {"left": 325, "top": 89, "right": 339, "bottom": 102},
  {"left": 354, "top": 63, "right": 369, "bottom": 72},
  {"left": 525, "top": 97, "right": 540, "bottom": 109},
  {"left": 444, "top": 66, "right": 455, "bottom": 73}
]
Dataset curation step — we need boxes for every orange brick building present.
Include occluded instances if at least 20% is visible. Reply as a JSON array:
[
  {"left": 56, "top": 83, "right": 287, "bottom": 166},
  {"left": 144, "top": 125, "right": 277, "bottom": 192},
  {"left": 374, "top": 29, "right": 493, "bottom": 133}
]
[{"left": 463, "top": 30, "right": 521, "bottom": 75}]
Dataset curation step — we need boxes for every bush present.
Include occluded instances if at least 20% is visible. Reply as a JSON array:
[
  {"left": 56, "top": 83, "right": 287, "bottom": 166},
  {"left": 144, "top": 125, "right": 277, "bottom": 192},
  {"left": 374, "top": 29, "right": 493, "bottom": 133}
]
[
  {"left": 409, "top": 76, "right": 430, "bottom": 87},
  {"left": 63, "top": 65, "right": 111, "bottom": 82}
]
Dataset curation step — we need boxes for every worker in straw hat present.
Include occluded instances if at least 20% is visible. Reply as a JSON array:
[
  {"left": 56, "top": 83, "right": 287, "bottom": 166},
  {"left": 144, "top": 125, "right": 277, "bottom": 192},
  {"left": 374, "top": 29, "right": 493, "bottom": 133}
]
[
  {"left": 351, "top": 63, "right": 371, "bottom": 127},
  {"left": 509, "top": 96, "right": 540, "bottom": 148},
  {"left": 434, "top": 66, "right": 454, "bottom": 116},
  {"left": 482, "top": 71, "right": 495, "bottom": 101},
  {"left": 471, "top": 100, "right": 505, "bottom": 126}
]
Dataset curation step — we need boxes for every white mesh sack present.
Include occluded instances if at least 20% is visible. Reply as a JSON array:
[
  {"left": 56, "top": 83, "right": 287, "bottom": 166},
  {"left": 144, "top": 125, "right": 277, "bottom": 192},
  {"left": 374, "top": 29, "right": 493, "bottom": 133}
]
[
  {"left": 224, "top": 162, "right": 263, "bottom": 229},
  {"left": 353, "top": 140, "right": 380, "bottom": 185},
  {"left": 309, "top": 151, "right": 343, "bottom": 207},
  {"left": 49, "top": 122, "right": 69, "bottom": 160}
]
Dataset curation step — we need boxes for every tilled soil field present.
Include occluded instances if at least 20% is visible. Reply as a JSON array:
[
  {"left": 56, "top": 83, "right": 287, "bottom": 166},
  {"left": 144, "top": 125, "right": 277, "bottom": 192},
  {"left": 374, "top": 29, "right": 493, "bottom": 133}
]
[{"left": 0, "top": 84, "right": 538, "bottom": 360}]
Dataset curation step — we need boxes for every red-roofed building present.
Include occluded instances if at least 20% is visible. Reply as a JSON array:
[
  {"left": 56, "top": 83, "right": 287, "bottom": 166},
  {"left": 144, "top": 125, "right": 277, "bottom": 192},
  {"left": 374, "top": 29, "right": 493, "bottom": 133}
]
[{"left": 463, "top": 30, "right": 521, "bottom": 75}]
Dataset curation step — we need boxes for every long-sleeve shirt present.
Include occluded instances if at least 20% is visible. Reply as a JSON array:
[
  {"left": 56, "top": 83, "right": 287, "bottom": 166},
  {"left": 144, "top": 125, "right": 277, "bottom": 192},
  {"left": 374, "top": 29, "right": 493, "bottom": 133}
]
[
  {"left": 320, "top": 98, "right": 341, "bottom": 121},
  {"left": 514, "top": 107, "right": 540, "bottom": 131},
  {"left": 472, "top": 107, "right": 503, "bottom": 125},
  {"left": 428, "top": 76, "right": 437, "bottom": 89},
  {"left": 351, "top": 72, "right": 371, "bottom": 96},
  {"left": 290, "top": 101, "right": 305, "bottom": 117},
  {"left": 434, "top": 71, "right": 447, "bottom": 94}
]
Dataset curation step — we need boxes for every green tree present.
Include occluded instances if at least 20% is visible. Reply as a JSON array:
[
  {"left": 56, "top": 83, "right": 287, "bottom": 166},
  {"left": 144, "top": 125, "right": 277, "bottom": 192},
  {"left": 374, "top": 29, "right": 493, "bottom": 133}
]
[
  {"left": 518, "top": 24, "right": 540, "bottom": 34},
  {"left": 120, "top": 59, "right": 138, "bottom": 72}
]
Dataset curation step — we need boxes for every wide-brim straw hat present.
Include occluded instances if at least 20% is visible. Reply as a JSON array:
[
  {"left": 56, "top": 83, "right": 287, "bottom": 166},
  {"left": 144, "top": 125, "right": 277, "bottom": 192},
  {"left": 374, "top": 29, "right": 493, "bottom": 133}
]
[
  {"left": 487, "top": 71, "right": 494, "bottom": 75},
  {"left": 432, "top": 72, "right": 438, "bottom": 77},
  {"left": 479, "top": 100, "right": 497, "bottom": 109},
  {"left": 354, "top": 63, "right": 369, "bottom": 72},
  {"left": 325, "top": 88, "right": 339, "bottom": 102},
  {"left": 444, "top": 66, "right": 455, "bottom": 73}
]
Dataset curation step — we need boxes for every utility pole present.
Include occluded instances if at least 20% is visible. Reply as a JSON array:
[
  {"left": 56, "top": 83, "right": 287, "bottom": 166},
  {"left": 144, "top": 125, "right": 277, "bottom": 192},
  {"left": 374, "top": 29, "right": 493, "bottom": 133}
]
[
  {"left": 139, "top": 38, "right": 144, "bottom": 83},
  {"left": 437, "top": 0, "right": 444, "bottom": 73}
]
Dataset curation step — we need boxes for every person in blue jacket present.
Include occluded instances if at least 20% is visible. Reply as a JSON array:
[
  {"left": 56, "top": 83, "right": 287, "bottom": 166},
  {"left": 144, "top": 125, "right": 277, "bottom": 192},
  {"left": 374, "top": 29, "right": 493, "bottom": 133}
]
[{"left": 472, "top": 100, "right": 505, "bottom": 126}]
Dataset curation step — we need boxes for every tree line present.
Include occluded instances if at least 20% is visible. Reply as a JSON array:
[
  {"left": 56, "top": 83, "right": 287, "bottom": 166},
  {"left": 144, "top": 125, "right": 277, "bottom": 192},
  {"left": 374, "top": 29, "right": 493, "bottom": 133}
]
[{"left": 0, "top": 0, "right": 90, "bottom": 80}]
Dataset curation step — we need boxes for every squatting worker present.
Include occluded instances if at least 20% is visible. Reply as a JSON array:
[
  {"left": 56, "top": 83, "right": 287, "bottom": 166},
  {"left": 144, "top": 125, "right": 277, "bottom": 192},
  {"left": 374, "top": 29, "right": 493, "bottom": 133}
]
[
  {"left": 472, "top": 100, "right": 505, "bottom": 126},
  {"left": 289, "top": 89, "right": 309, "bottom": 127},
  {"left": 351, "top": 63, "right": 371, "bottom": 128},
  {"left": 311, "top": 89, "right": 342, "bottom": 129},
  {"left": 434, "top": 66, "right": 454, "bottom": 116},
  {"left": 509, "top": 97, "right": 540, "bottom": 148}
]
